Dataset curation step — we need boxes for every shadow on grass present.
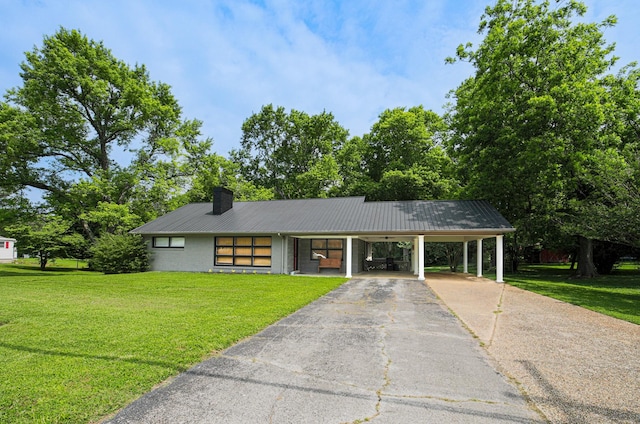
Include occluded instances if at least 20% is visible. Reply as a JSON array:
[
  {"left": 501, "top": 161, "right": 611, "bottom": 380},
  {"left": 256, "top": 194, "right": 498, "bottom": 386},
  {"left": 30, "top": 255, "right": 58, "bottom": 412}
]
[
  {"left": 0, "top": 341, "right": 185, "bottom": 372},
  {"left": 0, "top": 264, "right": 91, "bottom": 277},
  {"left": 513, "top": 266, "right": 640, "bottom": 288},
  {"left": 508, "top": 265, "right": 640, "bottom": 324},
  {"left": 511, "top": 280, "right": 639, "bottom": 320}
]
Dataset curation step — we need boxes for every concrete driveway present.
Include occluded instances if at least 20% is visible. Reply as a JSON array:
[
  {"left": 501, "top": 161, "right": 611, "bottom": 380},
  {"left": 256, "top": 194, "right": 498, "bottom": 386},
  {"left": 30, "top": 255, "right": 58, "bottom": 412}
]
[
  {"left": 106, "top": 278, "right": 543, "bottom": 423},
  {"left": 428, "top": 273, "right": 640, "bottom": 423}
]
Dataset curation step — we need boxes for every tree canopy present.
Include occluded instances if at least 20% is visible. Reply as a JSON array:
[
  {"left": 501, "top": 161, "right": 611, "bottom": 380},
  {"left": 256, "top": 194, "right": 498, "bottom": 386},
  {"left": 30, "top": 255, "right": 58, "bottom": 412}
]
[
  {"left": 231, "top": 104, "right": 347, "bottom": 199},
  {"left": 340, "top": 106, "right": 459, "bottom": 200},
  {"left": 5, "top": 215, "right": 84, "bottom": 269},
  {"left": 1, "top": 28, "right": 212, "bottom": 238},
  {"left": 1, "top": 12, "right": 638, "bottom": 277},
  {"left": 446, "top": 0, "right": 640, "bottom": 275}
]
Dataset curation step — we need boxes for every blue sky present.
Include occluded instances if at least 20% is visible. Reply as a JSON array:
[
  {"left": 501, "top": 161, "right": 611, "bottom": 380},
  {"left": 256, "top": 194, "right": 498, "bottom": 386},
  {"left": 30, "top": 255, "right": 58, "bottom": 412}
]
[{"left": 1, "top": 0, "right": 639, "bottom": 156}]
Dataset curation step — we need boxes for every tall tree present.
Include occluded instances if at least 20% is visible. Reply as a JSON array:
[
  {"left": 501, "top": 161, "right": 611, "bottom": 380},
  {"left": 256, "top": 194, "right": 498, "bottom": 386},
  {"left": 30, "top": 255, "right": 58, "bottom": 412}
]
[
  {"left": 1, "top": 28, "right": 212, "bottom": 238},
  {"left": 5, "top": 215, "right": 85, "bottom": 270},
  {"left": 181, "top": 153, "right": 274, "bottom": 203},
  {"left": 231, "top": 104, "right": 348, "bottom": 199},
  {"left": 446, "top": 0, "right": 636, "bottom": 276},
  {"left": 340, "top": 106, "right": 459, "bottom": 200},
  {"left": 0, "top": 188, "right": 32, "bottom": 234}
]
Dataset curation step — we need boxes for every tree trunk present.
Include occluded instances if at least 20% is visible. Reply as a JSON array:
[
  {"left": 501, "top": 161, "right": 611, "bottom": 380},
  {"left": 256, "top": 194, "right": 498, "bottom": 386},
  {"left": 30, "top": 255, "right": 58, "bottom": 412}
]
[
  {"left": 81, "top": 219, "right": 96, "bottom": 243},
  {"left": 569, "top": 251, "right": 576, "bottom": 270},
  {"left": 39, "top": 251, "right": 48, "bottom": 270},
  {"left": 575, "top": 236, "right": 597, "bottom": 278},
  {"left": 446, "top": 244, "right": 461, "bottom": 272},
  {"left": 508, "top": 233, "right": 519, "bottom": 272}
]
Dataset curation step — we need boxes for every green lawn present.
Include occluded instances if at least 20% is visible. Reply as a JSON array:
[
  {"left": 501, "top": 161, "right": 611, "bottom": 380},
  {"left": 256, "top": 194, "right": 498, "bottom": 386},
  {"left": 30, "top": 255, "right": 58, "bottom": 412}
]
[
  {"left": 11, "top": 257, "right": 89, "bottom": 270},
  {"left": 506, "top": 264, "right": 640, "bottom": 325},
  {"left": 0, "top": 264, "right": 346, "bottom": 423}
]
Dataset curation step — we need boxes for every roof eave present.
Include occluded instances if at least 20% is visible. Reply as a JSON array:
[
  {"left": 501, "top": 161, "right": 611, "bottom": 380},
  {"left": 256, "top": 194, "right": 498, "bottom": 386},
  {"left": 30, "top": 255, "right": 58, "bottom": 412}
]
[{"left": 130, "top": 228, "right": 516, "bottom": 236}]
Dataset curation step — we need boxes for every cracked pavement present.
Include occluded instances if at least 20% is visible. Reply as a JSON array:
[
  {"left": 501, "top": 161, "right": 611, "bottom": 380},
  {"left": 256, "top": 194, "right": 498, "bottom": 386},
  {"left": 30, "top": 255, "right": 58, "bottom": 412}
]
[{"left": 105, "top": 278, "right": 543, "bottom": 423}]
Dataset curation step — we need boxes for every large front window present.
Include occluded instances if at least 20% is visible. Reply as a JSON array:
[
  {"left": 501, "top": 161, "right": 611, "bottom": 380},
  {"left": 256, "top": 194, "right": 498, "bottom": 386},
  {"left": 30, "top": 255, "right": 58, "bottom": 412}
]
[{"left": 215, "top": 236, "right": 272, "bottom": 267}]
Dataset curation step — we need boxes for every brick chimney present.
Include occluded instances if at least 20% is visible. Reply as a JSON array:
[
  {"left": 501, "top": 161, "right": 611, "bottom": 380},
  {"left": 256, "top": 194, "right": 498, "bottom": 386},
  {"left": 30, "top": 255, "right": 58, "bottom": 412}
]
[{"left": 213, "top": 187, "right": 233, "bottom": 215}]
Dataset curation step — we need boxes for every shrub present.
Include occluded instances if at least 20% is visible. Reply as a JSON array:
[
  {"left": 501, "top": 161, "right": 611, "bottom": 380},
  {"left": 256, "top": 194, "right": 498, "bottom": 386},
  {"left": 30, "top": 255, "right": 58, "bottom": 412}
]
[{"left": 89, "top": 234, "right": 150, "bottom": 274}]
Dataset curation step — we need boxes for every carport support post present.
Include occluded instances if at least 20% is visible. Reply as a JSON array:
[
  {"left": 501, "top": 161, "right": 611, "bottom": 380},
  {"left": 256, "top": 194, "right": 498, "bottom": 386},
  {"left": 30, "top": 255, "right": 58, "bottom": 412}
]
[
  {"left": 496, "top": 235, "right": 504, "bottom": 283},
  {"left": 418, "top": 235, "right": 425, "bottom": 281},
  {"left": 345, "top": 236, "right": 353, "bottom": 278},
  {"left": 476, "top": 238, "right": 483, "bottom": 277},
  {"left": 412, "top": 237, "right": 418, "bottom": 276},
  {"left": 463, "top": 241, "right": 468, "bottom": 274}
]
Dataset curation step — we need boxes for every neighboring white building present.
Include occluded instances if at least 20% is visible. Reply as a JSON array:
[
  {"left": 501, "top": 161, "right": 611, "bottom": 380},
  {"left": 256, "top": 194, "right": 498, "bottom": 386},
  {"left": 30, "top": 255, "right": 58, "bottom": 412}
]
[{"left": 0, "top": 236, "right": 17, "bottom": 262}]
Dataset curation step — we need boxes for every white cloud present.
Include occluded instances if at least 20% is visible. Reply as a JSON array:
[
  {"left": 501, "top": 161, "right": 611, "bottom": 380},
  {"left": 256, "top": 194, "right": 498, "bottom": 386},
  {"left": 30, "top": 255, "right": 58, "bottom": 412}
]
[{"left": 1, "top": 0, "right": 638, "bottom": 157}]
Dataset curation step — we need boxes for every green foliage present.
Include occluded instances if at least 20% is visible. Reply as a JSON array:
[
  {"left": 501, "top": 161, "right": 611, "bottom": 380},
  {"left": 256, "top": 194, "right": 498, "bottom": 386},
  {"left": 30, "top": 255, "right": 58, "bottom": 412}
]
[
  {"left": 567, "top": 148, "right": 640, "bottom": 246},
  {"left": 363, "top": 106, "right": 445, "bottom": 181},
  {"left": 341, "top": 106, "right": 459, "bottom": 200},
  {"left": 2, "top": 16, "right": 638, "bottom": 282},
  {"left": 334, "top": 135, "right": 367, "bottom": 196},
  {"left": 2, "top": 27, "right": 214, "bottom": 238},
  {"left": 0, "top": 189, "right": 32, "bottom": 233},
  {"left": 446, "top": 0, "right": 639, "bottom": 275},
  {"left": 0, "top": 268, "right": 345, "bottom": 423},
  {"left": 375, "top": 163, "right": 459, "bottom": 201},
  {"left": 180, "top": 153, "right": 274, "bottom": 203},
  {"left": 89, "top": 233, "right": 149, "bottom": 274},
  {"left": 429, "top": 242, "right": 463, "bottom": 272},
  {"left": 4, "top": 215, "right": 85, "bottom": 269},
  {"left": 79, "top": 202, "right": 143, "bottom": 235},
  {"left": 0, "top": 103, "right": 42, "bottom": 193},
  {"left": 231, "top": 104, "right": 348, "bottom": 199}
]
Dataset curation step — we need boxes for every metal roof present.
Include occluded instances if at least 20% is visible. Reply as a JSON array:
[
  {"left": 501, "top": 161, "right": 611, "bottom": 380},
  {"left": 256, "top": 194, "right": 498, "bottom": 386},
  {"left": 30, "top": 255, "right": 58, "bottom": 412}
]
[{"left": 131, "top": 197, "right": 514, "bottom": 236}]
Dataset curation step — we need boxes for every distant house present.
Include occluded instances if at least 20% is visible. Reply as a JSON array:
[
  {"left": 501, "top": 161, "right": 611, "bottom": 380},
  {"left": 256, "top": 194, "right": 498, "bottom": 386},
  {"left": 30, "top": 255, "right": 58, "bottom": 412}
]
[
  {"left": 131, "top": 188, "right": 515, "bottom": 282},
  {"left": 0, "top": 236, "right": 17, "bottom": 262}
]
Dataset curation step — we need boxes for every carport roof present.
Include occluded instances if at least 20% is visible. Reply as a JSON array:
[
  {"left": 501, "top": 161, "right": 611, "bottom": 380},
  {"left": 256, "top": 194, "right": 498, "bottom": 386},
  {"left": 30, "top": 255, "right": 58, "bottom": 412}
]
[{"left": 131, "top": 196, "right": 514, "bottom": 236}]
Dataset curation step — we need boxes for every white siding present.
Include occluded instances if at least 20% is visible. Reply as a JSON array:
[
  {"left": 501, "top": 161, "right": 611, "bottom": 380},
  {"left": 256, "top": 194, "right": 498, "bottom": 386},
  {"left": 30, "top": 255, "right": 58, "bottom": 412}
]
[{"left": 0, "top": 238, "right": 16, "bottom": 261}]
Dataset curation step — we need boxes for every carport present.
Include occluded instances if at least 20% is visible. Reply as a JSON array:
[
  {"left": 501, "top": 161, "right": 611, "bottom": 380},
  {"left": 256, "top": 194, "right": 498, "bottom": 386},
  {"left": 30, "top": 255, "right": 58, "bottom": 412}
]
[{"left": 304, "top": 233, "right": 507, "bottom": 282}]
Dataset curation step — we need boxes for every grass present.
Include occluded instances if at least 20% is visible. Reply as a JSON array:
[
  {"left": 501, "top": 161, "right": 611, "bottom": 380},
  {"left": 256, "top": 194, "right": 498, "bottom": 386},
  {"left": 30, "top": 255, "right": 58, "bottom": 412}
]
[
  {"left": 506, "top": 264, "right": 640, "bottom": 325},
  {"left": 0, "top": 263, "right": 346, "bottom": 423},
  {"left": 425, "top": 264, "right": 497, "bottom": 280},
  {"left": 11, "top": 257, "right": 89, "bottom": 270}
]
